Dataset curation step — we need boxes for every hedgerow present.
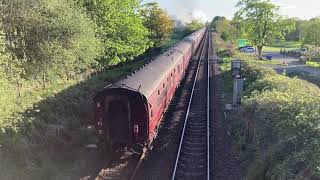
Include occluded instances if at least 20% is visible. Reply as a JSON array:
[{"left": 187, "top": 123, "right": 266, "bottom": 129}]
[{"left": 237, "top": 58, "right": 320, "bottom": 179}]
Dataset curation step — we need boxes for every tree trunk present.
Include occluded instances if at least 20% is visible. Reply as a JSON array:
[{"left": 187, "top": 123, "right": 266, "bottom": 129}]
[
  {"left": 42, "top": 71, "right": 46, "bottom": 89},
  {"left": 257, "top": 46, "right": 263, "bottom": 60},
  {"left": 16, "top": 78, "right": 23, "bottom": 97}
]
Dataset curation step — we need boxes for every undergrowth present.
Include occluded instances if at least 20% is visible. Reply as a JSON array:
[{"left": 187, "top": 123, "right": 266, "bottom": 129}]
[
  {"left": 0, "top": 42, "right": 176, "bottom": 179},
  {"left": 229, "top": 53, "right": 320, "bottom": 179}
]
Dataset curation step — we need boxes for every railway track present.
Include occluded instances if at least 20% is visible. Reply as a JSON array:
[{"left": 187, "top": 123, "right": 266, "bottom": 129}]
[
  {"left": 88, "top": 30, "right": 210, "bottom": 180},
  {"left": 171, "top": 30, "right": 211, "bottom": 180}
]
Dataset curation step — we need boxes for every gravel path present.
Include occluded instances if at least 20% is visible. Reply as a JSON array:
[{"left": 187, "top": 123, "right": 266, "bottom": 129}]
[{"left": 262, "top": 51, "right": 320, "bottom": 75}]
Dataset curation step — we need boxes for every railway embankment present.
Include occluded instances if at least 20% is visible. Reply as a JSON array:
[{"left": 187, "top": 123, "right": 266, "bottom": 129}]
[
  {"left": 219, "top": 50, "right": 320, "bottom": 179},
  {"left": 0, "top": 35, "right": 184, "bottom": 179}
]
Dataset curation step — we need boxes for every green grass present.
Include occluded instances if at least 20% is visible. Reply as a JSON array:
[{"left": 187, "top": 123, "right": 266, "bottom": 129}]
[
  {"left": 270, "top": 41, "right": 301, "bottom": 48},
  {"left": 255, "top": 59, "right": 282, "bottom": 65},
  {"left": 306, "top": 61, "right": 320, "bottom": 68},
  {"left": 263, "top": 46, "right": 282, "bottom": 52},
  {"left": 263, "top": 41, "right": 301, "bottom": 52}
]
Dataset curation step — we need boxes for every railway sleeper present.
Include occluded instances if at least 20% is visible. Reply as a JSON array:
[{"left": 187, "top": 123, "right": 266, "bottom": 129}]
[
  {"left": 185, "top": 126, "right": 207, "bottom": 134},
  {"left": 182, "top": 151, "right": 207, "bottom": 158},
  {"left": 176, "top": 169, "right": 207, "bottom": 176},
  {"left": 185, "top": 124, "right": 207, "bottom": 130},
  {"left": 187, "top": 117, "right": 207, "bottom": 122},
  {"left": 182, "top": 147, "right": 207, "bottom": 153},
  {"left": 181, "top": 150, "right": 207, "bottom": 157},
  {"left": 184, "top": 130, "right": 207, "bottom": 136},
  {"left": 179, "top": 157, "right": 206, "bottom": 165},
  {"left": 183, "top": 140, "right": 206, "bottom": 146},
  {"left": 178, "top": 163, "right": 206, "bottom": 170},
  {"left": 184, "top": 135, "right": 207, "bottom": 140}
]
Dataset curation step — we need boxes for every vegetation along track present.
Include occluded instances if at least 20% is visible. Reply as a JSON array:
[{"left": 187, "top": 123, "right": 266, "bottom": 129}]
[{"left": 171, "top": 30, "right": 211, "bottom": 180}]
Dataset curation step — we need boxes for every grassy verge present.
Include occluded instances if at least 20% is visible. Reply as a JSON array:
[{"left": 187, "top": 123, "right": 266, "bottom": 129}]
[
  {"left": 213, "top": 34, "right": 320, "bottom": 179},
  {"left": 0, "top": 55, "right": 153, "bottom": 180},
  {"left": 264, "top": 41, "right": 301, "bottom": 52},
  {"left": 306, "top": 61, "right": 320, "bottom": 68},
  {"left": 0, "top": 32, "right": 187, "bottom": 179},
  {"left": 228, "top": 53, "right": 320, "bottom": 179},
  {"left": 218, "top": 57, "right": 233, "bottom": 104}
]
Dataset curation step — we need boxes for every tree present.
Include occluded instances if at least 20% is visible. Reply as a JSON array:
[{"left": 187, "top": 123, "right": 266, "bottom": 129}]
[
  {"left": 183, "top": 20, "right": 204, "bottom": 36},
  {"left": 0, "top": 31, "right": 24, "bottom": 96},
  {"left": 141, "top": 2, "right": 175, "bottom": 47},
  {"left": 234, "top": 0, "right": 295, "bottom": 59},
  {"left": 303, "top": 18, "right": 320, "bottom": 46},
  {"left": 211, "top": 16, "right": 236, "bottom": 41},
  {"left": 77, "top": 0, "right": 152, "bottom": 65},
  {"left": 0, "top": 0, "right": 102, "bottom": 87},
  {"left": 285, "top": 18, "right": 309, "bottom": 42},
  {"left": 301, "top": 46, "right": 320, "bottom": 63}
]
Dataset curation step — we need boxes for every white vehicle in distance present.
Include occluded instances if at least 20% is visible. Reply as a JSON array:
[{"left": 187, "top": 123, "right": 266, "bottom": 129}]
[{"left": 239, "top": 46, "right": 254, "bottom": 53}]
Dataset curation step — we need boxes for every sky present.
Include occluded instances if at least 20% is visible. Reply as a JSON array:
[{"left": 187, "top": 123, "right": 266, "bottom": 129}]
[{"left": 143, "top": 0, "right": 320, "bottom": 23}]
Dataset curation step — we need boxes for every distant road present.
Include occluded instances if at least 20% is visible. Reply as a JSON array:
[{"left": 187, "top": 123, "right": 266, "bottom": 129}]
[{"left": 262, "top": 51, "right": 320, "bottom": 76}]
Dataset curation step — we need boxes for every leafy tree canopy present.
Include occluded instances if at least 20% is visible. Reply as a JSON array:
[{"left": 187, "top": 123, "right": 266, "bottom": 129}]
[
  {"left": 141, "top": 2, "right": 175, "bottom": 47},
  {"left": 234, "top": 0, "right": 295, "bottom": 59},
  {"left": 0, "top": 0, "right": 102, "bottom": 81},
  {"left": 183, "top": 20, "right": 204, "bottom": 35},
  {"left": 211, "top": 16, "right": 236, "bottom": 41},
  {"left": 303, "top": 18, "right": 320, "bottom": 47},
  {"left": 77, "top": 0, "right": 152, "bottom": 65}
]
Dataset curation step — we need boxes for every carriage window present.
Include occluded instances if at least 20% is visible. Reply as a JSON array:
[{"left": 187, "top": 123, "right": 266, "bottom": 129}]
[
  {"left": 171, "top": 73, "right": 173, "bottom": 77},
  {"left": 163, "top": 83, "right": 165, "bottom": 88},
  {"left": 158, "top": 90, "right": 160, "bottom": 95}
]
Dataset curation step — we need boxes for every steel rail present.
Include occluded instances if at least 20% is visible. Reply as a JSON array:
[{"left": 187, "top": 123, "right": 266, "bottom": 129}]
[{"left": 207, "top": 29, "right": 211, "bottom": 180}]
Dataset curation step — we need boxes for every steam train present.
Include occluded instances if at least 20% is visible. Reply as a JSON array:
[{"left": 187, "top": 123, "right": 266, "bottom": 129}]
[{"left": 94, "top": 28, "right": 206, "bottom": 149}]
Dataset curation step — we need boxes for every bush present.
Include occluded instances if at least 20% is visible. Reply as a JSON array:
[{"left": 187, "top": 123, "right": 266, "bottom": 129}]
[
  {"left": 300, "top": 46, "right": 320, "bottom": 64},
  {"left": 238, "top": 60, "right": 320, "bottom": 179},
  {"left": 241, "top": 59, "right": 277, "bottom": 85}
]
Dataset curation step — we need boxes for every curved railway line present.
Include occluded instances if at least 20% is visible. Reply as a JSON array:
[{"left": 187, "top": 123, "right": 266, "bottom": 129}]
[{"left": 171, "top": 30, "right": 211, "bottom": 180}]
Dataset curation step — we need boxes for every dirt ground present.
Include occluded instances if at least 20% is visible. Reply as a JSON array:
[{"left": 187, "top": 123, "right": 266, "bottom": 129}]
[{"left": 209, "top": 36, "right": 242, "bottom": 180}]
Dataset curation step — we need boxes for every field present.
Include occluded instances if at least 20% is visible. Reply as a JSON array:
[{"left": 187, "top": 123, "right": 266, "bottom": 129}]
[
  {"left": 306, "top": 61, "right": 320, "bottom": 68},
  {"left": 263, "top": 41, "right": 301, "bottom": 52}
]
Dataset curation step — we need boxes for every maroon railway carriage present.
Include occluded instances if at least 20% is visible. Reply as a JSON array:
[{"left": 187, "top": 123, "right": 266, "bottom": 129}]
[{"left": 94, "top": 28, "right": 206, "bottom": 148}]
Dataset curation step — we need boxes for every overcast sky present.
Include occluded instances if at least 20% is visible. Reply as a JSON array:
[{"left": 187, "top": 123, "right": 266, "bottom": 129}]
[{"left": 143, "top": 0, "right": 320, "bottom": 22}]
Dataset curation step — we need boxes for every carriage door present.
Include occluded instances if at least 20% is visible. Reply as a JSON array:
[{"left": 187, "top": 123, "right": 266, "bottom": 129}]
[{"left": 107, "top": 96, "right": 131, "bottom": 144}]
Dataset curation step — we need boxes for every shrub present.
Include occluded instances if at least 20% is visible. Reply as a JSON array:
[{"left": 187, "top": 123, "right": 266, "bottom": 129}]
[
  {"left": 300, "top": 46, "right": 320, "bottom": 64},
  {"left": 238, "top": 60, "right": 320, "bottom": 179}
]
